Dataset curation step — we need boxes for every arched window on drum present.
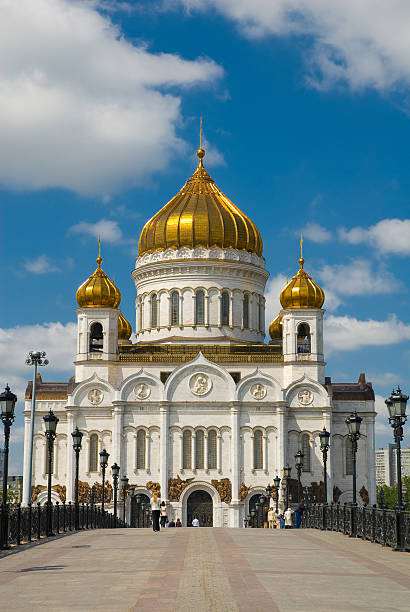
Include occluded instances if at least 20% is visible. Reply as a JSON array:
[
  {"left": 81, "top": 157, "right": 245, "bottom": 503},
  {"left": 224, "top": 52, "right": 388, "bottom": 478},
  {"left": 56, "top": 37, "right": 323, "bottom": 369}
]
[
  {"left": 208, "top": 430, "right": 217, "bottom": 469},
  {"left": 171, "top": 291, "right": 180, "bottom": 326},
  {"left": 195, "top": 290, "right": 205, "bottom": 325},
  {"left": 301, "top": 433, "right": 311, "bottom": 472},
  {"left": 221, "top": 291, "right": 229, "bottom": 326},
  {"left": 151, "top": 293, "right": 158, "bottom": 328},
  {"left": 243, "top": 294, "right": 249, "bottom": 328},
  {"left": 297, "top": 323, "right": 311, "bottom": 354},
  {"left": 89, "top": 322, "right": 103, "bottom": 353},
  {"left": 89, "top": 434, "right": 98, "bottom": 472},
  {"left": 136, "top": 430, "right": 146, "bottom": 469},
  {"left": 253, "top": 430, "right": 263, "bottom": 470},
  {"left": 183, "top": 430, "right": 192, "bottom": 469}
]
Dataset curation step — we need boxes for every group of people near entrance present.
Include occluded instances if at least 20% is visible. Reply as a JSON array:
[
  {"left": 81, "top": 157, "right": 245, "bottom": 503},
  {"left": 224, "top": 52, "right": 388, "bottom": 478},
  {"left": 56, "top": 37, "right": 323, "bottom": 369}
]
[
  {"left": 150, "top": 495, "right": 199, "bottom": 530},
  {"left": 266, "top": 500, "right": 305, "bottom": 529}
]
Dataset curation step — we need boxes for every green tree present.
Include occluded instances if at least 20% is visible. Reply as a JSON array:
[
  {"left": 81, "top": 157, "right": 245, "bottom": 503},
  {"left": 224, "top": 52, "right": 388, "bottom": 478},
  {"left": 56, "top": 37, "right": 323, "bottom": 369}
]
[{"left": 377, "top": 476, "right": 410, "bottom": 509}]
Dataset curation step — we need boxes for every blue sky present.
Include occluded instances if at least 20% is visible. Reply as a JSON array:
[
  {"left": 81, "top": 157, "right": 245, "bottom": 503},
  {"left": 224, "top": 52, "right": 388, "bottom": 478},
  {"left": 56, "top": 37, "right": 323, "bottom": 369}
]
[{"left": 1, "top": 0, "right": 410, "bottom": 472}]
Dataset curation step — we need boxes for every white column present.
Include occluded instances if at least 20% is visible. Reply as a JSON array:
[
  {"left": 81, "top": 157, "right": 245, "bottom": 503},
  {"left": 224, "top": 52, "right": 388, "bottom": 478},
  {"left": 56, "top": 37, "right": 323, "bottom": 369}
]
[
  {"left": 66, "top": 409, "right": 76, "bottom": 502},
  {"left": 22, "top": 414, "right": 31, "bottom": 506},
  {"left": 180, "top": 434, "right": 184, "bottom": 470},
  {"left": 146, "top": 432, "right": 151, "bottom": 473},
  {"left": 277, "top": 407, "right": 286, "bottom": 507},
  {"left": 159, "top": 404, "right": 169, "bottom": 501},
  {"left": 229, "top": 293, "right": 234, "bottom": 327},
  {"left": 85, "top": 437, "right": 90, "bottom": 475},
  {"left": 192, "top": 433, "right": 196, "bottom": 470},
  {"left": 205, "top": 293, "right": 209, "bottom": 326},
  {"left": 112, "top": 405, "right": 124, "bottom": 467},
  {"left": 231, "top": 405, "right": 240, "bottom": 502},
  {"left": 250, "top": 433, "right": 254, "bottom": 471},
  {"left": 204, "top": 433, "right": 209, "bottom": 470},
  {"left": 263, "top": 434, "right": 268, "bottom": 473},
  {"left": 217, "top": 433, "right": 222, "bottom": 473}
]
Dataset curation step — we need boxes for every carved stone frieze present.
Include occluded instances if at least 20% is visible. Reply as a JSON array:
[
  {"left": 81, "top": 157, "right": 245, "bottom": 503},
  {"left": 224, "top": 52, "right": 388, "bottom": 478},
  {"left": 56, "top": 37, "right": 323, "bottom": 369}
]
[
  {"left": 211, "top": 478, "right": 232, "bottom": 504},
  {"left": 168, "top": 476, "right": 194, "bottom": 501},
  {"left": 146, "top": 481, "right": 161, "bottom": 497},
  {"left": 239, "top": 483, "right": 250, "bottom": 501}
]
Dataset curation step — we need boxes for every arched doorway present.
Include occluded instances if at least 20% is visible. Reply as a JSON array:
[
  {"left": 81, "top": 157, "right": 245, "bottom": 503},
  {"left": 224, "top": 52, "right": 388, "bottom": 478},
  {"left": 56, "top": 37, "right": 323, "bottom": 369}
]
[
  {"left": 249, "top": 493, "right": 264, "bottom": 528},
  {"left": 186, "top": 490, "right": 213, "bottom": 527},
  {"left": 130, "top": 493, "right": 151, "bottom": 528}
]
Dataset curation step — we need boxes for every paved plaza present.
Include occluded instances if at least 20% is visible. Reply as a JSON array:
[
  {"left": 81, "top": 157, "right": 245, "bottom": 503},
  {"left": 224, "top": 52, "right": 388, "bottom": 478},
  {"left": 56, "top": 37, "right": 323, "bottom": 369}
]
[{"left": 0, "top": 528, "right": 409, "bottom": 611}]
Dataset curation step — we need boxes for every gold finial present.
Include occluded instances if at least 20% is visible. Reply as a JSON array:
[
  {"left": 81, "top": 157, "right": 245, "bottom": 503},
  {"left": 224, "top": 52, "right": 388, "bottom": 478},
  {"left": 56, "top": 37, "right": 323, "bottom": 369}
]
[
  {"left": 197, "top": 116, "right": 205, "bottom": 164},
  {"left": 97, "top": 234, "right": 102, "bottom": 267},
  {"left": 299, "top": 232, "right": 304, "bottom": 268}
]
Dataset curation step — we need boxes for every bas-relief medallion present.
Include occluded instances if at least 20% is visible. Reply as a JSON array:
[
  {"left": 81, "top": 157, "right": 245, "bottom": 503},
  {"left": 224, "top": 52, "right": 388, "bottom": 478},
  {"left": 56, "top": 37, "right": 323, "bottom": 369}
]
[
  {"left": 88, "top": 389, "right": 103, "bottom": 405},
  {"left": 251, "top": 383, "right": 267, "bottom": 400},
  {"left": 134, "top": 382, "right": 151, "bottom": 400},
  {"left": 190, "top": 373, "right": 211, "bottom": 396},
  {"left": 297, "top": 389, "right": 313, "bottom": 406}
]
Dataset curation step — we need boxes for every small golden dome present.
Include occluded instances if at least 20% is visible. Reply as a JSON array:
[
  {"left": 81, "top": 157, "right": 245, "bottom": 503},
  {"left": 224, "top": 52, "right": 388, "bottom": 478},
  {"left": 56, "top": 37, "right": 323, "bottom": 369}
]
[
  {"left": 118, "top": 312, "right": 132, "bottom": 344},
  {"left": 280, "top": 256, "right": 325, "bottom": 309},
  {"left": 138, "top": 146, "right": 263, "bottom": 256},
  {"left": 76, "top": 244, "right": 121, "bottom": 309},
  {"left": 269, "top": 314, "right": 283, "bottom": 340}
]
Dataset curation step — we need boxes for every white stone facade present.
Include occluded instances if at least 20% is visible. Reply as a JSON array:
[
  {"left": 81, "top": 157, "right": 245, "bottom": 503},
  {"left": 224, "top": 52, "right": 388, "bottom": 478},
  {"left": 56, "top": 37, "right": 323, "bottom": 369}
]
[{"left": 23, "top": 246, "right": 377, "bottom": 525}]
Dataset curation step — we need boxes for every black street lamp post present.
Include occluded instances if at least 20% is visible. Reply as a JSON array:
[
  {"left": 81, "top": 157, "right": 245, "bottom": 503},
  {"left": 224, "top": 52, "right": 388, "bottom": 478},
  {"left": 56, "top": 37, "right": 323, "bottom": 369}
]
[
  {"left": 99, "top": 449, "right": 109, "bottom": 512},
  {"left": 0, "top": 385, "right": 17, "bottom": 549},
  {"left": 283, "top": 465, "right": 291, "bottom": 509},
  {"left": 266, "top": 484, "right": 272, "bottom": 518},
  {"left": 295, "top": 450, "right": 304, "bottom": 503},
  {"left": 319, "top": 428, "right": 331, "bottom": 504},
  {"left": 273, "top": 475, "right": 281, "bottom": 513},
  {"left": 121, "top": 475, "right": 129, "bottom": 526},
  {"left": 250, "top": 508, "right": 256, "bottom": 528},
  {"left": 71, "top": 427, "right": 83, "bottom": 530},
  {"left": 346, "top": 412, "right": 362, "bottom": 506},
  {"left": 386, "top": 388, "right": 408, "bottom": 510},
  {"left": 111, "top": 463, "right": 120, "bottom": 525},
  {"left": 43, "top": 410, "right": 59, "bottom": 537},
  {"left": 136, "top": 493, "right": 141, "bottom": 528}
]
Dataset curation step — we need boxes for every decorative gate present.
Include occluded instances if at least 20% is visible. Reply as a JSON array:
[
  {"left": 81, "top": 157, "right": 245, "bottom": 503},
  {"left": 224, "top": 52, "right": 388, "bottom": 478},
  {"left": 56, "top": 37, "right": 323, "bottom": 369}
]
[
  {"left": 187, "top": 490, "right": 213, "bottom": 527},
  {"left": 130, "top": 494, "right": 151, "bottom": 528}
]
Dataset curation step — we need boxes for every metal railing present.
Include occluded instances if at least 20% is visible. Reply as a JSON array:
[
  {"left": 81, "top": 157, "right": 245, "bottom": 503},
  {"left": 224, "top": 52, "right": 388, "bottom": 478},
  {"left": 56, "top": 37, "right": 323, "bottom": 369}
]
[
  {"left": 302, "top": 503, "right": 410, "bottom": 551},
  {"left": 0, "top": 502, "right": 126, "bottom": 550}
]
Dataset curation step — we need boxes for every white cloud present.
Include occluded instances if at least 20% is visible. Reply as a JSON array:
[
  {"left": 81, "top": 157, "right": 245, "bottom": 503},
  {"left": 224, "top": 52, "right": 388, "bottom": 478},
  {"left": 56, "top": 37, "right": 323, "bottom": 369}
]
[
  {"left": 339, "top": 219, "right": 410, "bottom": 255},
  {"left": 318, "top": 258, "right": 401, "bottom": 297},
  {"left": 264, "top": 273, "right": 287, "bottom": 334},
  {"left": 325, "top": 313, "right": 410, "bottom": 353},
  {"left": 0, "top": 0, "right": 223, "bottom": 195},
  {"left": 69, "top": 219, "right": 123, "bottom": 243},
  {"left": 367, "top": 372, "right": 402, "bottom": 387},
  {"left": 177, "top": 0, "right": 410, "bottom": 95},
  {"left": 375, "top": 394, "right": 391, "bottom": 436},
  {"left": 23, "top": 254, "right": 59, "bottom": 274},
  {"left": 301, "top": 222, "right": 331, "bottom": 243}
]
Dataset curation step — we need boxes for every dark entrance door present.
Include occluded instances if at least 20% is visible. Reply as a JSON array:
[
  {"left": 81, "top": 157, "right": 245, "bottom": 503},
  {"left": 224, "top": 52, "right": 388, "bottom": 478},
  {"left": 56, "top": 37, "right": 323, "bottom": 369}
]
[
  {"left": 130, "top": 494, "right": 151, "bottom": 528},
  {"left": 187, "top": 490, "right": 213, "bottom": 527},
  {"left": 249, "top": 494, "right": 264, "bottom": 528}
]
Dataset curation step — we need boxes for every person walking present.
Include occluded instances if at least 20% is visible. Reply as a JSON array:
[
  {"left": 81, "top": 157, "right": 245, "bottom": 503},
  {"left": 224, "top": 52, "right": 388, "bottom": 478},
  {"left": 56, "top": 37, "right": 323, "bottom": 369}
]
[
  {"left": 295, "top": 499, "right": 305, "bottom": 528},
  {"left": 284, "top": 507, "right": 294, "bottom": 529},
  {"left": 268, "top": 508, "right": 275, "bottom": 528},
  {"left": 176, "top": 518, "right": 182, "bottom": 527},
  {"left": 160, "top": 500, "right": 168, "bottom": 528},
  {"left": 192, "top": 517, "right": 200, "bottom": 527},
  {"left": 275, "top": 510, "right": 282, "bottom": 529},
  {"left": 151, "top": 494, "right": 161, "bottom": 532}
]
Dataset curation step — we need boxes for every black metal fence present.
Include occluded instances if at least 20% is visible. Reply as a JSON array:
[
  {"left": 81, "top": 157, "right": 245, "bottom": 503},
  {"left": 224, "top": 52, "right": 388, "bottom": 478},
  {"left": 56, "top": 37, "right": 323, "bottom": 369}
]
[
  {"left": 302, "top": 503, "right": 410, "bottom": 551},
  {"left": 0, "top": 502, "right": 126, "bottom": 550}
]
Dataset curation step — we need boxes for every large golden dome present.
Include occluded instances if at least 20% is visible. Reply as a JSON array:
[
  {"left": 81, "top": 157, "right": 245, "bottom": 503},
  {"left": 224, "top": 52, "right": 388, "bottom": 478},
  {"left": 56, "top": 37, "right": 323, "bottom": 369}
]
[
  {"left": 280, "top": 256, "right": 325, "bottom": 310},
  {"left": 138, "top": 147, "right": 263, "bottom": 256},
  {"left": 76, "top": 243, "right": 121, "bottom": 309}
]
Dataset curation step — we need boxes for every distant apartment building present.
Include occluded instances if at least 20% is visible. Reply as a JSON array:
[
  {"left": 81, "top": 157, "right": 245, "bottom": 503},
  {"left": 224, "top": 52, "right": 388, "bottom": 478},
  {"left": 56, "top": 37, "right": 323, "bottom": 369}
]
[{"left": 375, "top": 444, "right": 410, "bottom": 486}]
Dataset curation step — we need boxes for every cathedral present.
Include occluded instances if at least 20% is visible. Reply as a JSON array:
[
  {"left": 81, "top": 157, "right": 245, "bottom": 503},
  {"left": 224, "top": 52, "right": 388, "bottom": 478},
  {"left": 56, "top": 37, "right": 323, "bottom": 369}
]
[{"left": 23, "top": 143, "right": 376, "bottom": 527}]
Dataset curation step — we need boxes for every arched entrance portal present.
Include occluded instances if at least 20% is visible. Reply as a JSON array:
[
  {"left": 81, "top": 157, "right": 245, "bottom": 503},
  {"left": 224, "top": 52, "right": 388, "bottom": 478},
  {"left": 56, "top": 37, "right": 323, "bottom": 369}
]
[
  {"left": 130, "top": 494, "right": 151, "bottom": 528},
  {"left": 186, "top": 490, "right": 213, "bottom": 527},
  {"left": 249, "top": 493, "right": 264, "bottom": 528}
]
